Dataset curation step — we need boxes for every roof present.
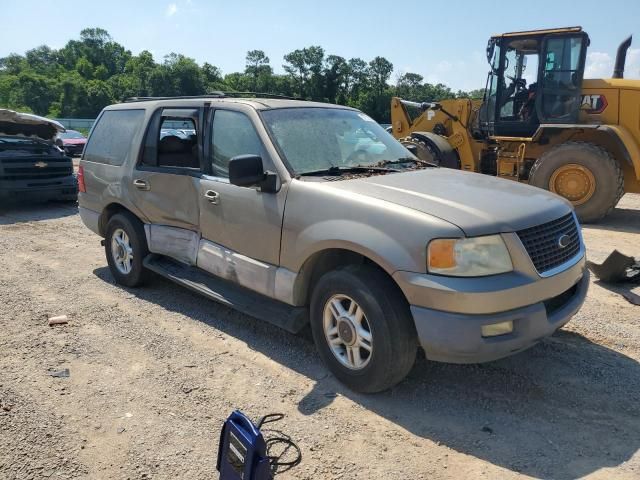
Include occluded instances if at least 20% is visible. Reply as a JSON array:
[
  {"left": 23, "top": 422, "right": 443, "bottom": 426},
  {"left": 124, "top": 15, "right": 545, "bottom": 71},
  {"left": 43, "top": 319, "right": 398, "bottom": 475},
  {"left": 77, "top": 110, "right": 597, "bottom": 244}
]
[
  {"left": 0, "top": 109, "right": 65, "bottom": 140},
  {"left": 491, "top": 26, "right": 583, "bottom": 39},
  {"left": 105, "top": 96, "right": 356, "bottom": 112}
]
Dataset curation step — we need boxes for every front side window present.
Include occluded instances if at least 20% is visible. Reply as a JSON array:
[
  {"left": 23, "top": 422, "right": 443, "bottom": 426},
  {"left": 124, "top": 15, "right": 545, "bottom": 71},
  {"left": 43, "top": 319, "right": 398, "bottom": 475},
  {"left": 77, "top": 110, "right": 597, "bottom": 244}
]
[
  {"left": 84, "top": 109, "right": 144, "bottom": 166},
  {"left": 260, "top": 108, "right": 410, "bottom": 174},
  {"left": 157, "top": 116, "right": 199, "bottom": 169},
  {"left": 211, "top": 110, "right": 263, "bottom": 178},
  {"left": 499, "top": 43, "right": 539, "bottom": 122}
]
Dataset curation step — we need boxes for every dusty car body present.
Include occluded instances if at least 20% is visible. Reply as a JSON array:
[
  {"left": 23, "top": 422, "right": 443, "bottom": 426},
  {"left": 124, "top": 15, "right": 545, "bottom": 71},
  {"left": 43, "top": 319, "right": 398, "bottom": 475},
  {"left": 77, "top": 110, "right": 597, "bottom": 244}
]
[
  {"left": 78, "top": 96, "right": 588, "bottom": 392},
  {"left": 0, "top": 109, "right": 77, "bottom": 203}
]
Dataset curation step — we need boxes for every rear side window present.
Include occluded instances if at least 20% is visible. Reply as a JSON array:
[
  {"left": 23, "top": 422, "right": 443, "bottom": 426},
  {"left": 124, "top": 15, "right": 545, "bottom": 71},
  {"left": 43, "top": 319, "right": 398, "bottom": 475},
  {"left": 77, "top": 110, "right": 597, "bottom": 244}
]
[{"left": 84, "top": 109, "right": 145, "bottom": 165}]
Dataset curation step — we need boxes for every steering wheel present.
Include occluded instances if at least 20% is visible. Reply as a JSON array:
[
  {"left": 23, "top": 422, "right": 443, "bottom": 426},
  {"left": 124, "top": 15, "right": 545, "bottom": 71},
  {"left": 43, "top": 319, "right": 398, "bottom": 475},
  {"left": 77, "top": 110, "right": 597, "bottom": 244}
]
[
  {"left": 507, "top": 75, "right": 527, "bottom": 90},
  {"left": 346, "top": 148, "right": 368, "bottom": 164}
]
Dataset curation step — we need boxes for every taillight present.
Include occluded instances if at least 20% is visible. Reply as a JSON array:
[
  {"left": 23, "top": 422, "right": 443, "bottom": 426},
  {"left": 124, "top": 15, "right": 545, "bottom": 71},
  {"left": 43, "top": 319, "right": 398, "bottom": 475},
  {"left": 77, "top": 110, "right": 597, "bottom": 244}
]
[{"left": 77, "top": 164, "right": 86, "bottom": 193}]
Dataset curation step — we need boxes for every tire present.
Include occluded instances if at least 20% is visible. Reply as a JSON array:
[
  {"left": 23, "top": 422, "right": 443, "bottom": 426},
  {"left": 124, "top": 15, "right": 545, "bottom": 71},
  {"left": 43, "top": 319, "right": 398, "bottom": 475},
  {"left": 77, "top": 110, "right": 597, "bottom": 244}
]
[
  {"left": 407, "top": 132, "right": 460, "bottom": 169},
  {"left": 105, "top": 212, "right": 150, "bottom": 287},
  {"left": 310, "top": 265, "right": 417, "bottom": 393},
  {"left": 400, "top": 137, "right": 436, "bottom": 163},
  {"left": 528, "top": 141, "right": 624, "bottom": 223}
]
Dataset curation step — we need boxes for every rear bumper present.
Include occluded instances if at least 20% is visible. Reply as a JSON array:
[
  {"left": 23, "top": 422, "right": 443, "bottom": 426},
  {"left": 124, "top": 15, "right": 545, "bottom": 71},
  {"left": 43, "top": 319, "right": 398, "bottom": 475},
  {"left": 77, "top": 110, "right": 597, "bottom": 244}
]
[
  {"left": 410, "top": 271, "right": 589, "bottom": 363},
  {"left": 78, "top": 206, "right": 101, "bottom": 235}
]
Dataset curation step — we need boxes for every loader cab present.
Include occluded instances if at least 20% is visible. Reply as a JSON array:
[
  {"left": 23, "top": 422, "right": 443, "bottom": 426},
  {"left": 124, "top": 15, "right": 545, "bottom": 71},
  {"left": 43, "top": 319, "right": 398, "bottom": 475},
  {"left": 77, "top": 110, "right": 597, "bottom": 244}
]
[{"left": 480, "top": 27, "right": 589, "bottom": 138}]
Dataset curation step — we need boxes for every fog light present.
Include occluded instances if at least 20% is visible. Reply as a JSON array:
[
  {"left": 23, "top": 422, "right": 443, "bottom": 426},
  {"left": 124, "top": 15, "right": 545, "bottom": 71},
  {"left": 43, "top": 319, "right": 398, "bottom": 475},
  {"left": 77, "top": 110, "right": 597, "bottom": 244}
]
[{"left": 481, "top": 320, "right": 513, "bottom": 338}]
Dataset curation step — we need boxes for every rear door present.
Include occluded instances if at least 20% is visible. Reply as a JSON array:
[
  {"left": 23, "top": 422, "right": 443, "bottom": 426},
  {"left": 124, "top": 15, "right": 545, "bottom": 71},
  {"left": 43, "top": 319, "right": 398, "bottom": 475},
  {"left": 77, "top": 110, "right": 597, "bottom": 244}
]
[
  {"left": 537, "top": 33, "right": 588, "bottom": 124},
  {"left": 129, "top": 107, "right": 204, "bottom": 264}
]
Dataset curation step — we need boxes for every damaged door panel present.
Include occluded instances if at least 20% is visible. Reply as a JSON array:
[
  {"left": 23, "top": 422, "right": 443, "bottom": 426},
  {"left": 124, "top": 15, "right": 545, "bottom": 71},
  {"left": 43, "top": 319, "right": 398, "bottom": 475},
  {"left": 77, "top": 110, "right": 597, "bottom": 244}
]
[{"left": 131, "top": 107, "right": 203, "bottom": 260}]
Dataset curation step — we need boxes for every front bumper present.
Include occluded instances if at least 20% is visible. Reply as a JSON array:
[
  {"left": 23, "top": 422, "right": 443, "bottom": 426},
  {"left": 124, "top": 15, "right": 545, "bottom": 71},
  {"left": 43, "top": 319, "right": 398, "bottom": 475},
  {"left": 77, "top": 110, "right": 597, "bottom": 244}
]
[
  {"left": 409, "top": 270, "right": 589, "bottom": 363},
  {"left": 0, "top": 176, "right": 77, "bottom": 203},
  {"left": 63, "top": 144, "right": 85, "bottom": 156}
]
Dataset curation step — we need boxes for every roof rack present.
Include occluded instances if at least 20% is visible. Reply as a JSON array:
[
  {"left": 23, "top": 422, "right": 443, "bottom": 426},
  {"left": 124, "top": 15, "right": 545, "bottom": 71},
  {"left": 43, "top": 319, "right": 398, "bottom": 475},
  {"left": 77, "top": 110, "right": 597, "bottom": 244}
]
[
  {"left": 492, "top": 26, "right": 583, "bottom": 38},
  {"left": 123, "top": 92, "right": 303, "bottom": 103}
]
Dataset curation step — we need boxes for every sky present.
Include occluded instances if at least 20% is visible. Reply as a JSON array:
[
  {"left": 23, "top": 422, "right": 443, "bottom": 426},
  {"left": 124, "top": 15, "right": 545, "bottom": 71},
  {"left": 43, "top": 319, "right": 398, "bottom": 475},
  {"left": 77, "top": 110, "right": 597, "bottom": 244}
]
[{"left": 2, "top": 0, "right": 640, "bottom": 91}]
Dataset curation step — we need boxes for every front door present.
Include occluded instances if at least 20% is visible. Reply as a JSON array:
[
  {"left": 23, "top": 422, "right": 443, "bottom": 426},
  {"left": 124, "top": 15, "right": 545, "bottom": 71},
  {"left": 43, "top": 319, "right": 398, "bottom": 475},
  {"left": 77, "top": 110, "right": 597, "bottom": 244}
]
[
  {"left": 536, "top": 34, "right": 588, "bottom": 124},
  {"left": 197, "top": 107, "right": 288, "bottom": 296}
]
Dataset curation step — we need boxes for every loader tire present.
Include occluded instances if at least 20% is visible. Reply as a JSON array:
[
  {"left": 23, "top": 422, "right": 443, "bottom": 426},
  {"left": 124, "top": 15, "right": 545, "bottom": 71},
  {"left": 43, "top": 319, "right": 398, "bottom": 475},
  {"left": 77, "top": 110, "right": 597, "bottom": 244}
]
[
  {"left": 528, "top": 142, "right": 624, "bottom": 223},
  {"left": 400, "top": 137, "right": 436, "bottom": 163},
  {"left": 402, "top": 132, "right": 460, "bottom": 169}
]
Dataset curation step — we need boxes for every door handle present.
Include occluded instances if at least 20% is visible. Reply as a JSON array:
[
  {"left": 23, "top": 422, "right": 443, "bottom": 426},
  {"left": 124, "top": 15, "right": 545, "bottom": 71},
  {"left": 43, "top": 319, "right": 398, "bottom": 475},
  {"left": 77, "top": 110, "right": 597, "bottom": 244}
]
[
  {"left": 133, "top": 179, "right": 150, "bottom": 191},
  {"left": 204, "top": 190, "right": 220, "bottom": 204}
]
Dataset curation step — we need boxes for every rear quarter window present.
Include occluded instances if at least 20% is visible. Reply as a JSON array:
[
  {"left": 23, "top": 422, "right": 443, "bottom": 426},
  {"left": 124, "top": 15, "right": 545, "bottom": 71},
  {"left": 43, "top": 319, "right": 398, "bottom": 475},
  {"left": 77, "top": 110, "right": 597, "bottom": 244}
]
[{"left": 84, "top": 109, "right": 145, "bottom": 166}]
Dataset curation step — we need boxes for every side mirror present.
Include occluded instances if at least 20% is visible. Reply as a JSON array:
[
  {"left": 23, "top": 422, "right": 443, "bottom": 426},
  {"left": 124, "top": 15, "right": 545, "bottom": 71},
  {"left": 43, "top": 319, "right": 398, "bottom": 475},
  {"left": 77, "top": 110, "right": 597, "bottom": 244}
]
[{"left": 228, "top": 155, "right": 277, "bottom": 192}]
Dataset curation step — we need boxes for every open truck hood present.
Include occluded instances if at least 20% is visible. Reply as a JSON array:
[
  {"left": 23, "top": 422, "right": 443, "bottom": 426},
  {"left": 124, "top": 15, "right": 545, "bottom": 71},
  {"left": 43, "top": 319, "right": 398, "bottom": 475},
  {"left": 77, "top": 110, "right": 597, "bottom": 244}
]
[
  {"left": 0, "top": 109, "right": 65, "bottom": 141},
  {"left": 327, "top": 168, "right": 573, "bottom": 237}
]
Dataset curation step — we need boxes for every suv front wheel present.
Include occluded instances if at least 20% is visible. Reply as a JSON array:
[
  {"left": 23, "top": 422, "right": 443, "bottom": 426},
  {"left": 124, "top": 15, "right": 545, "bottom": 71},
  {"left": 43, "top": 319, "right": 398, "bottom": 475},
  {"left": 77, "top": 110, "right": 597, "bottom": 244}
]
[
  {"left": 105, "top": 212, "right": 150, "bottom": 287},
  {"left": 310, "top": 265, "right": 417, "bottom": 393}
]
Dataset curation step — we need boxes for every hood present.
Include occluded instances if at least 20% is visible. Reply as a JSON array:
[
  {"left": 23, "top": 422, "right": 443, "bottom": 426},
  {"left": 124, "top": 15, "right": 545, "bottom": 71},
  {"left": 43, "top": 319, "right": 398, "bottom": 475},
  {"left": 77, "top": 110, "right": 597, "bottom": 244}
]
[
  {"left": 326, "top": 168, "right": 573, "bottom": 236},
  {"left": 0, "top": 109, "right": 65, "bottom": 141}
]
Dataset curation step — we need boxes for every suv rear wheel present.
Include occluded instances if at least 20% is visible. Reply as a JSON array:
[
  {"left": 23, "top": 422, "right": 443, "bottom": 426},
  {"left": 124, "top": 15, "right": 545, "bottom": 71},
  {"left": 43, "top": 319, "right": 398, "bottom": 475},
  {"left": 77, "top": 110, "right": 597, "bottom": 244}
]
[
  {"left": 105, "top": 212, "right": 150, "bottom": 287},
  {"left": 310, "top": 265, "right": 417, "bottom": 393}
]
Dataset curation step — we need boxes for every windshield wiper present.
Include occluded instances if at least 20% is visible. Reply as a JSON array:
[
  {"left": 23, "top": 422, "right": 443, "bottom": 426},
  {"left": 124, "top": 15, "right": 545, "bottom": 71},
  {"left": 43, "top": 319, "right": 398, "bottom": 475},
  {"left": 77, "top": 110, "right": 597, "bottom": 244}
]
[
  {"left": 298, "top": 165, "right": 399, "bottom": 176},
  {"left": 376, "top": 157, "right": 437, "bottom": 167}
]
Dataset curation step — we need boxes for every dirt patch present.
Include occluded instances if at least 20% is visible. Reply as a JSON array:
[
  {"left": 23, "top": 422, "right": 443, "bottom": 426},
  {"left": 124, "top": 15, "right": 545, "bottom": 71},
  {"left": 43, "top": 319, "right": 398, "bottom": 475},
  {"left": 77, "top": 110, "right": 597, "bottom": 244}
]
[{"left": 1, "top": 196, "right": 640, "bottom": 479}]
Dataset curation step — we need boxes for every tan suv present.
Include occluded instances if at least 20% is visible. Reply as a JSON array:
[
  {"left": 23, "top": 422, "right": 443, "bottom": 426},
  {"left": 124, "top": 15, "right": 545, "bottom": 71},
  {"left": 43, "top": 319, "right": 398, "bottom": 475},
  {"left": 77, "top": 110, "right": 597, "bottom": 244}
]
[{"left": 78, "top": 95, "right": 588, "bottom": 392}]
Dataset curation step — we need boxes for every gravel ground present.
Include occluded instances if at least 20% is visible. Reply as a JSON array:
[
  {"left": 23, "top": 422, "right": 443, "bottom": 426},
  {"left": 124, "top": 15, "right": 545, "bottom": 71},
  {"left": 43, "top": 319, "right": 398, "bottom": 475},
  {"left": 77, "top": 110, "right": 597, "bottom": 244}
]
[{"left": 1, "top": 194, "right": 639, "bottom": 480}]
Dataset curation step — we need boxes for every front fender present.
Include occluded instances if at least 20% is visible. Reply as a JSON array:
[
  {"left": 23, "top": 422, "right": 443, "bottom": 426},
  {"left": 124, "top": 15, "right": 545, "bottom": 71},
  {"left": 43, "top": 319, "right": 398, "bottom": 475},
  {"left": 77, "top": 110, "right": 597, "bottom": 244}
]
[
  {"left": 286, "top": 219, "right": 418, "bottom": 275},
  {"left": 280, "top": 179, "right": 463, "bottom": 275}
]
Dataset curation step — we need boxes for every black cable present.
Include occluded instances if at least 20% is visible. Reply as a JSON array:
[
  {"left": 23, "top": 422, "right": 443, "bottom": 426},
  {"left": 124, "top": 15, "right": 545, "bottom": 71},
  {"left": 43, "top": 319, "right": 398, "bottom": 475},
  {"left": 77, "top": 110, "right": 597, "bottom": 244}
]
[
  {"left": 256, "top": 413, "right": 302, "bottom": 475},
  {"left": 266, "top": 436, "right": 302, "bottom": 474},
  {"left": 257, "top": 413, "right": 285, "bottom": 428}
]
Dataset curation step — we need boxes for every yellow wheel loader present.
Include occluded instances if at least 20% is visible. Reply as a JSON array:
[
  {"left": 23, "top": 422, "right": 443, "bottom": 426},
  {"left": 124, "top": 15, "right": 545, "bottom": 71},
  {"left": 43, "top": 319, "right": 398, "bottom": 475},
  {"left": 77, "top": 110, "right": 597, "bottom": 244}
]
[{"left": 391, "top": 26, "right": 640, "bottom": 222}]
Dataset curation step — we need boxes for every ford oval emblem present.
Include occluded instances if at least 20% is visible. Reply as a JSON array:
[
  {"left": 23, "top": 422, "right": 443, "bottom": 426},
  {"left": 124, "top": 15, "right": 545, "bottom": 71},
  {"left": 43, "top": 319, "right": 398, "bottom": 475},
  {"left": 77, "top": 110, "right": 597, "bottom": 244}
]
[{"left": 557, "top": 234, "right": 571, "bottom": 249}]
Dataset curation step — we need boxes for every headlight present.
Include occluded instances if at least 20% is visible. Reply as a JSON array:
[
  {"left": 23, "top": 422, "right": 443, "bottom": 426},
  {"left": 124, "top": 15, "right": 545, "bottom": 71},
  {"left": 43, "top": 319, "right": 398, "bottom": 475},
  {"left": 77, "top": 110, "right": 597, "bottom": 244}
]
[{"left": 428, "top": 235, "right": 513, "bottom": 277}]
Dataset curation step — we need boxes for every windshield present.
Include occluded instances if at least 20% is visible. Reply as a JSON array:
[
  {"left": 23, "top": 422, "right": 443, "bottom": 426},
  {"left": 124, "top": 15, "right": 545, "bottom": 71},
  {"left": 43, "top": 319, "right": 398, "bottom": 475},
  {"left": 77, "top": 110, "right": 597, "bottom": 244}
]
[
  {"left": 260, "top": 108, "right": 414, "bottom": 174},
  {"left": 59, "top": 130, "right": 85, "bottom": 139}
]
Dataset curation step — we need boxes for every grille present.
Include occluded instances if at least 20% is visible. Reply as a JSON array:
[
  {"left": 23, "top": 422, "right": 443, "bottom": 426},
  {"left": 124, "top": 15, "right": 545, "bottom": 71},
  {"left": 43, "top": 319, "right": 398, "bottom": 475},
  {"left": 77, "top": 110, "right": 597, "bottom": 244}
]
[
  {"left": 0, "top": 156, "right": 72, "bottom": 181},
  {"left": 516, "top": 213, "right": 581, "bottom": 274},
  {"left": 1, "top": 166, "right": 72, "bottom": 181}
]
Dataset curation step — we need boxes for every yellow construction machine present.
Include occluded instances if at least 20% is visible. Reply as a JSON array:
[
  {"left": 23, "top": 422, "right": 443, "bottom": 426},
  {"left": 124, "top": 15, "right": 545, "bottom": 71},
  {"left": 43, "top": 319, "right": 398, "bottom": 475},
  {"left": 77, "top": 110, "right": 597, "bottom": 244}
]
[{"left": 391, "top": 26, "right": 640, "bottom": 222}]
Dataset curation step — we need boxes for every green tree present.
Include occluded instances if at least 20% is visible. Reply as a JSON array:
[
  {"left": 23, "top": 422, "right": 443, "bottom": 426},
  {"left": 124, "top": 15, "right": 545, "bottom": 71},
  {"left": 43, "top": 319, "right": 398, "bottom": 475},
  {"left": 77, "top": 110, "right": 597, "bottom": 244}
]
[
  {"left": 76, "top": 57, "right": 94, "bottom": 79},
  {"left": 283, "top": 49, "right": 309, "bottom": 97},
  {"left": 0, "top": 27, "right": 478, "bottom": 123},
  {"left": 324, "top": 55, "right": 349, "bottom": 104},
  {"left": 202, "top": 62, "right": 225, "bottom": 92},
  {"left": 396, "top": 72, "right": 424, "bottom": 100},
  {"left": 245, "top": 50, "right": 273, "bottom": 92}
]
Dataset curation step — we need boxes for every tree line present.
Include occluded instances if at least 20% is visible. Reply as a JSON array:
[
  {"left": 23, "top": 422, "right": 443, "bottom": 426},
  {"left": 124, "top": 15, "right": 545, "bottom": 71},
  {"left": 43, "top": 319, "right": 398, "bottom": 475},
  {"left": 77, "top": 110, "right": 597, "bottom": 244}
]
[{"left": 0, "top": 28, "right": 484, "bottom": 122}]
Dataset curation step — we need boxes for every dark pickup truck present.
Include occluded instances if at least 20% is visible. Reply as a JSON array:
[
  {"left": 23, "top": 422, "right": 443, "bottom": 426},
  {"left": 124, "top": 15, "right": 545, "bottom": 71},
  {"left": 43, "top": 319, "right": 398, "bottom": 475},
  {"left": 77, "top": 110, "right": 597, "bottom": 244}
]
[{"left": 0, "top": 109, "right": 77, "bottom": 203}]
